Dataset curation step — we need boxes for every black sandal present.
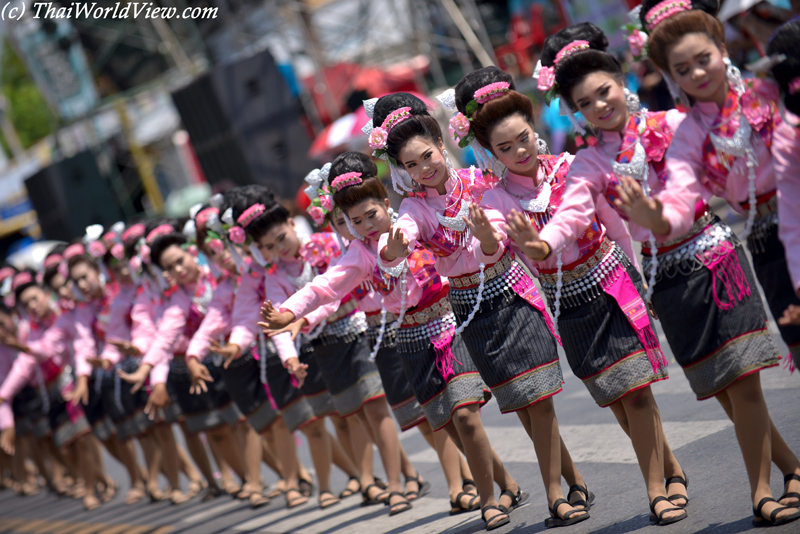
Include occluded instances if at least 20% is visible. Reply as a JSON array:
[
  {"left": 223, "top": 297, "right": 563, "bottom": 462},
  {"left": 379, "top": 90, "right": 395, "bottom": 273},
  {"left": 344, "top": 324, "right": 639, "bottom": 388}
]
[
  {"left": 462, "top": 478, "right": 477, "bottom": 492},
  {"left": 404, "top": 474, "right": 430, "bottom": 501},
  {"left": 649, "top": 495, "right": 688, "bottom": 525},
  {"left": 339, "top": 476, "right": 361, "bottom": 499},
  {"left": 666, "top": 471, "right": 689, "bottom": 507},
  {"left": 387, "top": 491, "right": 412, "bottom": 516},
  {"left": 361, "top": 483, "right": 388, "bottom": 506},
  {"left": 298, "top": 477, "right": 314, "bottom": 497},
  {"left": 284, "top": 487, "right": 308, "bottom": 509},
  {"left": 753, "top": 496, "right": 800, "bottom": 526},
  {"left": 779, "top": 473, "right": 800, "bottom": 507},
  {"left": 544, "top": 498, "right": 590, "bottom": 528},
  {"left": 497, "top": 488, "right": 529, "bottom": 514},
  {"left": 201, "top": 485, "right": 224, "bottom": 502},
  {"left": 450, "top": 491, "right": 480, "bottom": 515},
  {"left": 567, "top": 483, "right": 595, "bottom": 510},
  {"left": 481, "top": 505, "right": 510, "bottom": 531},
  {"left": 318, "top": 490, "right": 340, "bottom": 510}
]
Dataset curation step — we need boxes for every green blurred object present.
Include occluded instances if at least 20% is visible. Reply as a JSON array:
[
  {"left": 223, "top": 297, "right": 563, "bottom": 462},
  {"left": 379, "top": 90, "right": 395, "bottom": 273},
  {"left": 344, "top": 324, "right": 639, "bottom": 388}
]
[
  {"left": 1, "top": 40, "right": 54, "bottom": 149},
  {"left": 164, "top": 183, "right": 212, "bottom": 218}
]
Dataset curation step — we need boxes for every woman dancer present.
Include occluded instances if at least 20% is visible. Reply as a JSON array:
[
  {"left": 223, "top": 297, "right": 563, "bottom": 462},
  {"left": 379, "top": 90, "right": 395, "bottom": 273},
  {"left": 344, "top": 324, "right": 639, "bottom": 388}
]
[
  {"left": 641, "top": 0, "right": 800, "bottom": 525},
  {"left": 262, "top": 153, "right": 481, "bottom": 515}
]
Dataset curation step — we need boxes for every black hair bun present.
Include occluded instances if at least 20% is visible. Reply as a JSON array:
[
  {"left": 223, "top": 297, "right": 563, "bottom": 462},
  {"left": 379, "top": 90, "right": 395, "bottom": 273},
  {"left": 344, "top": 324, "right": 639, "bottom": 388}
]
[
  {"left": 639, "top": 0, "right": 719, "bottom": 29},
  {"left": 454, "top": 67, "right": 516, "bottom": 115},
  {"left": 372, "top": 92, "right": 429, "bottom": 128},
  {"left": 541, "top": 22, "right": 608, "bottom": 68},
  {"left": 767, "top": 20, "right": 800, "bottom": 116},
  {"left": 330, "top": 151, "right": 378, "bottom": 181}
]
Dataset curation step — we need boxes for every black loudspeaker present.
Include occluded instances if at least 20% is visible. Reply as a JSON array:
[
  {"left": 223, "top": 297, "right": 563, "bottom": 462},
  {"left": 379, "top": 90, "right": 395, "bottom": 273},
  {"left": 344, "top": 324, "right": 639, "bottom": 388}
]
[
  {"left": 172, "top": 49, "right": 314, "bottom": 200},
  {"left": 24, "top": 150, "right": 125, "bottom": 241}
]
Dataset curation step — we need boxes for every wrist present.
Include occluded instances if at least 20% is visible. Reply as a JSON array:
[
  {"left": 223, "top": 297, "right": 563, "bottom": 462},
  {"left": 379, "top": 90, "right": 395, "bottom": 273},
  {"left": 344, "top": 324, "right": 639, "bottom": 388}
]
[
  {"left": 229, "top": 344, "right": 241, "bottom": 357},
  {"left": 381, "top": 246, "right": 396, "bottom": 263},
  {"left": 531, "top": 241, "right": 551, "bottom": 261}
]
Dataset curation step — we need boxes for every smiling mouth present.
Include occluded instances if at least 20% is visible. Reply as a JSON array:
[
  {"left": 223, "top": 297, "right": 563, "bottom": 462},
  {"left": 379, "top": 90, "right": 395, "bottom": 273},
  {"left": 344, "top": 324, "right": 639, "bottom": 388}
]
[
  {"left": 698, "top": 80, "right": 710, "bottom": 90},
  {"left": 421, "top": 169, "right": 437, "bottom": 181},
  {"left": 599, "top": 108, "right": 615, "bottom": 121},
  {"left": 517, "top": 155, "right": 531, "bottom": 165}
]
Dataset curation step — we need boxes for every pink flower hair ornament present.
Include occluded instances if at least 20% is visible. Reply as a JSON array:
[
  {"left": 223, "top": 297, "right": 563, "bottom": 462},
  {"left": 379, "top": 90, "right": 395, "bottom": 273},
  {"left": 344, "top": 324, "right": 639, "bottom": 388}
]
[
  {"left": 122, "top": 223, "right": 146, "bottom": 246},
  {"left": 195, "top": 207, "right": 219, "bottom": 230},
  {"left": 536, "top": 66, "right": 556, "bottom": 91},
  {"left": 554, "top": 40, "right": 590, "bottom": 66},
  {"left": 64, "top": 243, "right": 86, "bottom": 261},
  {"left": 237, "top": 203, "right": 266, "bottom": 228},
  {"left": 228, "top": 226, "right": 247, "bottom": 245},
  {"left": 207, "top": 238, "right": 225, "bottom": 255},
  {"left": 88, "top": 240, "right": 107, "bottom": 259},
  {"left": 146, "top": 224, "right": 174, "bottom": 246},
  {"left": 307, "top": 206, "right": 327, "bottom": 227},
  {"left": 369, "top": 107, "right": 413, "bottom": 154},
  {"left": 789, "top": 77, "right": 800, "bottom": 96},
  {"left": 473, "top": 82, "right": 510, "bottom": 104},
  {"left": 0, "top": 266, "right": 15, "bottom": 283},
  {"left": 11, "top": 272, "right": 34, "bottom": 292},
  {"left": 331, "top": 172, "right": 363, "bottom": 192},
  {"left": 111, "top": 243, "right": 125, "bottom": 261},
  {"left": 43, "top": 254, "right": 64, "bottom": 270},
  {"left": 644, "top": 0, "right": 691, "bottom": 31}
]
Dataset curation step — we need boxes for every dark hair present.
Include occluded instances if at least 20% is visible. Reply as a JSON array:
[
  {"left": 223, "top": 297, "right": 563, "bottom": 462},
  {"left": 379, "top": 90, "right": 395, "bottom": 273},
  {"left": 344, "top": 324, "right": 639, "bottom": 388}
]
[
  {"left": 43, "top": 243, "right": 68, "bottom": 289},
  {"left": 67, "top": 239, "right": 100, "bottom": 277},
  {"left": 220, "top": 185, "right": 288, "bottom": 241},
  {"left": 122, "top": 219, "right": 147, "bottom": 260},
  {"left": 642, "top": 0, "right": 723, "bottom": 72},
  {"left": 541, "top": 22, "right": 622, "bottom": 108},
  {"left": 0, "top": 298, "right": 11, "bottom": 316},
  {"left": 14, "top": 269, "right": 39, "bottom": 302},
  {"left": 454, "top": 68, "right": 535, "bottom": 151},
  {"left": 330, "top": 152, "right": 387, "bottom": 212},
  {"left": 144, "top": 219, "right": 184, "bottom": 270},
  {"left": 373, "top": 93, "right": 442, "bottom": 163},
  {"left": 454, "top": 66, "right": 516, "bottom": 114},
  {"left": 194, "top": 203, "right": 214, "bottom": 252},
  {"left": 767, "top": 20, "right": 800, "bottom": 116}
]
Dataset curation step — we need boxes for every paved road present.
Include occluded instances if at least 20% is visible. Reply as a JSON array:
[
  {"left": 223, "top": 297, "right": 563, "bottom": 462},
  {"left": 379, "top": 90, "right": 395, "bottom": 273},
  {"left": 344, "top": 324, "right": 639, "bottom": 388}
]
[{"left": 2, "top": 202, "right": 798, "bottom": 534}]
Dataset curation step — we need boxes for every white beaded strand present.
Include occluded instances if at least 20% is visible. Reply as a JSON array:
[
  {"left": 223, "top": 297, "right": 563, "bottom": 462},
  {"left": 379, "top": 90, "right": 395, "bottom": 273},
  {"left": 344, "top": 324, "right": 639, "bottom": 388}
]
[
  {"left": 552, "top": 253, "right": 563, "bottom": 339},
  {"left": 645, "top": 231, "right": 658, "bottom": 303},
  {"left": 454, "top": 263, "right": 485, "bottom": 336},
  {"left": 258, "top": 330, "right": 268, "bottom": 384}
]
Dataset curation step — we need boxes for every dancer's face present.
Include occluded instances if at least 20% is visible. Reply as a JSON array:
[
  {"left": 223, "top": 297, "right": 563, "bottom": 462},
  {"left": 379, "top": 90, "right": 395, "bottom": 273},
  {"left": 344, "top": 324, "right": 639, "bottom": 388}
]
[
  {"left": 488, "top": 113, "right": 540, "bottom": 177},
  {"left": 159, "top": 245, "right": 201, "bottom": 286},
  {"left": 49, "top": 272, "right": 74, "bottom": 302},
  {"left": 346, "top": 198, "right": 392, "bottom": 242},
  {"left": 109, "top": 261, "right": 132, "bottom": 284},
  {"left": 203, "top": 242, "right": 237, "bottom": 273},
  {"left": 329, "top": 209, "right": 357, "bottom": 242},
  {"left": 398, "top": 137, "right": 449, "bottom": 193},
  {"left": 667, "top": 33, "right": 728, "bottom": 105},
  {"left": 571, "top": 71, "right": 628, "bottom": 133},
  {"left": 256, "top": 220, "right": 301, "bottom": 261},
  {"left": 19, "top": 286, "right": 51, "bottom": 321},
  {"left": 70, "top": 260, "right": 103, "bottom": 299}
]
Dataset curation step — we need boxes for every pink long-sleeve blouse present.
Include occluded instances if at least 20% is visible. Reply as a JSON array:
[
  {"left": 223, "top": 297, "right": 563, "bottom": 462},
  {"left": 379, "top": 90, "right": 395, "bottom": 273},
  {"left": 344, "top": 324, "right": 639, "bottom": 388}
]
[
  {"left": 98, "top": 283, "right": 137, "bottom": 366},
  {"left": 772, "top": 115, "right": 800, "bottom": 294},
  {"left": 0, "top": 345, "right": 17, "bottom": 429}
]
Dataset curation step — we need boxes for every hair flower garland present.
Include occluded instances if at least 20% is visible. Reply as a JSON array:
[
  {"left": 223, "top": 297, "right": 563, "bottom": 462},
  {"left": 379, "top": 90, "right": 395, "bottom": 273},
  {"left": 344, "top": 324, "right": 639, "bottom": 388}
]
[
  {"left": 111, "top": 243, "right": 125, "bottom": 260},
  {"left": 473, "top": 81, "right": 510, "bottom": 104},
  {"left": 88, "top": 240, "right": 107, "bottom": 259},
  {"left": 228, "top": 226, "right": 246, "bottom": 245},
  {"left": 331, "top": 172, "right": 363, "bottom": 192}
]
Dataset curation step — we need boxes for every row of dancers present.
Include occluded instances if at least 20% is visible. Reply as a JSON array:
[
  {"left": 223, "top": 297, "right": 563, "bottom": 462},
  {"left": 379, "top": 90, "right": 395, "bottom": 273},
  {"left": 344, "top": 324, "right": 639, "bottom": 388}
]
[{"left": 3, "top": 0, "right": 800, "bottom": 530}]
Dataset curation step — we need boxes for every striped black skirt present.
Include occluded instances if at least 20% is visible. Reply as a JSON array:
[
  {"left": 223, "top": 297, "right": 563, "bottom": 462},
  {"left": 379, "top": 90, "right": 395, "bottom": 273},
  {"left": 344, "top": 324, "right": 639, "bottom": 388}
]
[
  {"left": 12, "top": 385, "right": 43, "bottom": 435},
  {"left": 747, "top": 218, "right": 800, "bottom": 367},
  {"left": 217, "top": 352, "right": 277, "bottom": 434},
  {"left": 306, "top": 331, "right": 385, "bottom": 418},
  {"left": 647, "top": 222, "right": 780, "bottom": 399},
  {"left": 86, "top": 368, "right": 114, "bottom": 442},
  {"left": 99, "top": 358, "right": 153, "bottom": 440},
  {"left": 167, "top": 358, "right": 238, "bottom": 433},
  {"left": 265, "top": 354, "right": 317, "bottom": 432},
  {"left": 450, "top": 267, "right": 563, "bottom": 413},
  {"left": 367, "top": 324, "right": 426, "bottom": 431},
  {"left": 396, "top": 315, "right": 490, "bottom": 431},
  {"left": 543, "top": 247, "right": 668, "bottom": 407},
  {"left": 47, "top": 373, "right": 91, "bottom": 448}
]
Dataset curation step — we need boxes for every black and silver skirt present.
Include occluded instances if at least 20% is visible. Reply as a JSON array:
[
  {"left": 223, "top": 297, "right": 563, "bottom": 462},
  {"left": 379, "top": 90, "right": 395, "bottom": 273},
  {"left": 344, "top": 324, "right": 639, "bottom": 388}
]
[
  {"left": 47, "top": 369, "right": 91, "bottom": 448},
  {"left": 265, "top": 354, "right": 317, "bottom": 432},
  {"left": 450, "top": 255, "right": 563, "bottom": 413},
  {"left": 541, "top": 242, "right": 668, "bottom": 407},
  {"left": 305, "top": 312, "right": 385, "bottom": 418},
  {"left": 217, "top": 351, "right": 277, "bottom": 434},
  {"left": 644, "top": 216, "right": 780, "bottom": 399},
  {"left": 167, "top": 358, "right": 232, "bottom": 433}
]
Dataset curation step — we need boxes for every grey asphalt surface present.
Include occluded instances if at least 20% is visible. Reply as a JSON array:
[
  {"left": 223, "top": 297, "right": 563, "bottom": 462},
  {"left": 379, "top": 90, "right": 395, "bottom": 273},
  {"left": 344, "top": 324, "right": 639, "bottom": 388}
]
[{"left": 1, "top": 200, "right": 798, "bottom": 534}]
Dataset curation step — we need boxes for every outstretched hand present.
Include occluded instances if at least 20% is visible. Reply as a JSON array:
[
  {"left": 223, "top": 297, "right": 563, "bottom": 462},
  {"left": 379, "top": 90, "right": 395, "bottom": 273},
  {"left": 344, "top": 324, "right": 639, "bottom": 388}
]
[
  {"left": 117, "top": 363, "right": 152, "bottom": 393},
  {"left": 612, "top": 176, "right": 670, "bottom": 235},
  {"left": 0, "top": 332, "right": 28, "bottom": 353},
  {"left": 144, "top": 382, "right": 170, "bottom": 420},
  {"left": 107, "top": 339, "right": 142, "bottom": 357},
  {"left": 258, "top": 318, "right": 305, "bottom": 341},
  {"left": 778, "top": 304, "right": 800, "bottom": 327},
  {"left": 64, "top": 376, "right": 90, "bottom": 407},
  {"left": 186, "top": 357, "right": 214, "bottom": 394},
  {"left": 464, "top": 204, "right": 500, "bottom": 255},
  {"left": 208, "top": 340, "right": 241, "bottom": 370},
  {"left": 284, "top": 357, "right": 308, "bottom": 389},
  {"left": 506, "top": 210, "right": 549, "bottom": 261},
  {"left": 0, "top": 427, "right": 15, "bottom": 456},
  {"left": 383, "top": 226, "right": 410, "bottom": 262},
  {"left": 259, "top": 301, "right": 296, "bottom": 331}
]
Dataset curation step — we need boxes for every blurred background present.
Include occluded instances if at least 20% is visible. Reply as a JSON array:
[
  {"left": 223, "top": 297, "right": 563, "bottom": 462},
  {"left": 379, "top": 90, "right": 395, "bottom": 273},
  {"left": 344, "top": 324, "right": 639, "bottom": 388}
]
[{"left": 0, "top": 0, "right": 796, "bottom": 264}]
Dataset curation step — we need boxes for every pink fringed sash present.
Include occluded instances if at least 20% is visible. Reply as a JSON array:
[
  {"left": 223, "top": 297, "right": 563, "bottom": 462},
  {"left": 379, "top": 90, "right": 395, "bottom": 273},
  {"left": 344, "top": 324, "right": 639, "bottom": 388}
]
[
  {"left": 433, "top": 324, "right": 459, "bottom": 382},
  {"left": 600, "top": 263, "right": 667, "bottom": 374},
  {"left": 508, "top": 259, "right": 561, "bottom": 345},
  {"left": 695, "top": 241, "right": 751, "bottom": 310}
]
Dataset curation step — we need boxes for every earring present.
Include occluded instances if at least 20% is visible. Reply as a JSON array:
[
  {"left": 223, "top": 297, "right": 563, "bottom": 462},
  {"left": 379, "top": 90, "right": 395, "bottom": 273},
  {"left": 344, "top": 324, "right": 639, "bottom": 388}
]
[
  {"left": 535, "top": 132, "right": 549, "bottom": 155},
  {"left": 624, "top": 88, "right": 641, "bottom": 113},
  {"left": 443, "top": 148, "right": 455, "bottom": 172},
  {"left": 387, "top": 207, "right": 398, "bottom": 224},
  {"left": 723, "top": 57, "right": 745, "bottom": 95}
]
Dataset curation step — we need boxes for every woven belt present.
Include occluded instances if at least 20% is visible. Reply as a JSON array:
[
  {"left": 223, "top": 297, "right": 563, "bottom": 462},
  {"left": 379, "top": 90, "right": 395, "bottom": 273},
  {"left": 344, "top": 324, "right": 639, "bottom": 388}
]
[
  {"left": 366, "top": 310, "right": 399, "bottom": 328},
  {"left": 47, "top": 366, "right": 73, "bottom": 393},
  {"left": 326, "top": 298, "right": 358, "bottom": 324},
  {"left": 402, "top": 295, "right": 453, "bottom": 328},
  {"left": 740, "top": 190, "right": 777, "bottom": 219},
  {"left": 642, "top": 209, "right": 716, "bottom": 253},
  {"left": 448, "top": 252, "right": 513, "bottom": 289},
  {"left": 539, "top": 239, "right": 613, "bottom": 285}
]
